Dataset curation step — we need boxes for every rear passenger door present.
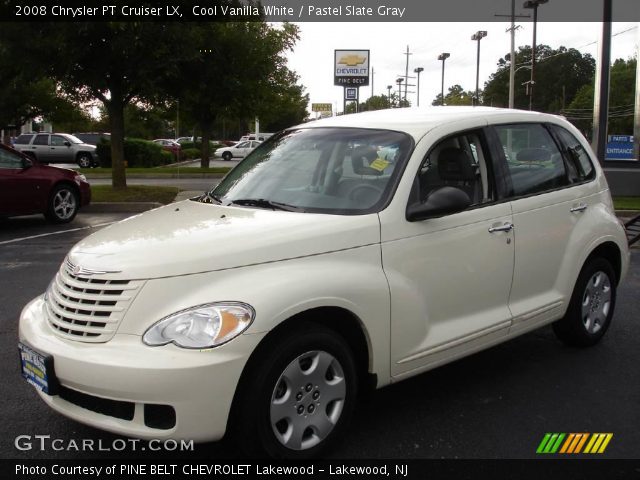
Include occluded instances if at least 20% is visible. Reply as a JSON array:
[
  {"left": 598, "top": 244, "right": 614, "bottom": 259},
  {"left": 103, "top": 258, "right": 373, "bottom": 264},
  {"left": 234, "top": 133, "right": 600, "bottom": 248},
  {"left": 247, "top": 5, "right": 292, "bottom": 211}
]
[
  {"left": 30, "top": 134, "right": 51, "bottom": 162},
  {"left": 489, "top": 122, "right": 596, "bottom": 334}
]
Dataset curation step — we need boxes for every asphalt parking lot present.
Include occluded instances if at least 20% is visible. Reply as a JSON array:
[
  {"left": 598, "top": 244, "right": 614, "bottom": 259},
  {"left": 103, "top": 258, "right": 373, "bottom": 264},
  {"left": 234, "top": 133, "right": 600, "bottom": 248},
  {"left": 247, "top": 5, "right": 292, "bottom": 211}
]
[{"left": 1, "top": 213, "right": 639, "bottom": 460}]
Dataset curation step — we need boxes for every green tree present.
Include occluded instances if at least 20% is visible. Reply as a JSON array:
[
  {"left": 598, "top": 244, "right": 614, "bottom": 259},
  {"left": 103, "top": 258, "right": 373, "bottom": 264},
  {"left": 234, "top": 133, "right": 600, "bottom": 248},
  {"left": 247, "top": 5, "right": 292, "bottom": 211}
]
[
  {"left": 564, "top": 57, "right": 637, "bottom": 138},
  {"left": 173, "top": 22, "right": 302, "bottom": 167},
  {"left": 483, "top": 45, "right": 595, "bottom": 112},
  {"left": 345, "top": 93, "right": 408, "bottom": 114},
  {"left": 0, "top": 22, "right": 185, "bottom": 188},
  {"left": 431, "top": 85, "right": 475, "bottom": 106}
]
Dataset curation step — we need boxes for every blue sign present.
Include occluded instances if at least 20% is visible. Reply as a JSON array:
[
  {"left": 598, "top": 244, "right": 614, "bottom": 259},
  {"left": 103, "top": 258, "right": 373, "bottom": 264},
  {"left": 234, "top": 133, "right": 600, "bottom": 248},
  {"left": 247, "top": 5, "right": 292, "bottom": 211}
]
[
  {"left": 605, "top": 135, "right": 635, "bottom": 161},
  {"left": 345, "top": 88, "right": 357, "bottom": 101}
]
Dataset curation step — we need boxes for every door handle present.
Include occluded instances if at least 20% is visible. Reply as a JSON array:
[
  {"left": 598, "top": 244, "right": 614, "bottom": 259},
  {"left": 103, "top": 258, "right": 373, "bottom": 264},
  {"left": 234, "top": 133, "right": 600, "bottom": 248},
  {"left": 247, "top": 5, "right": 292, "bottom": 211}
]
[
  {"left": 488, "top": 222, "right": 514, "bottom": 233},
  {"left": 570, "top": 203, "right": 588, "bottom": 213}
]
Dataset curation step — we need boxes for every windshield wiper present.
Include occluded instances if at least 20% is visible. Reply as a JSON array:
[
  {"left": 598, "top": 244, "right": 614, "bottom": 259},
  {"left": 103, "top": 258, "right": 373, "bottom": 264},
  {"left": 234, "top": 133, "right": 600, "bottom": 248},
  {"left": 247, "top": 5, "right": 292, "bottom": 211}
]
[
  {"left": 195, "top": 191, "right": 221, "bottom": 204},
  {"left": 228, "top": 198, "right": 305, "bottom": 212}
]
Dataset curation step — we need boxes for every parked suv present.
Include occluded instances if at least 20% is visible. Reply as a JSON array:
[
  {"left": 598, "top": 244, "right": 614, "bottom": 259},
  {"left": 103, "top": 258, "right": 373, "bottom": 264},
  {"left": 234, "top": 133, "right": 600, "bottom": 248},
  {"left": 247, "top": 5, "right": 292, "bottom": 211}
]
[
  {"left": 18, "top": 107, "right": 629, "bottom": 458},
  {"left": 13, "top": 133, "right": 99, "bottom": 168}
]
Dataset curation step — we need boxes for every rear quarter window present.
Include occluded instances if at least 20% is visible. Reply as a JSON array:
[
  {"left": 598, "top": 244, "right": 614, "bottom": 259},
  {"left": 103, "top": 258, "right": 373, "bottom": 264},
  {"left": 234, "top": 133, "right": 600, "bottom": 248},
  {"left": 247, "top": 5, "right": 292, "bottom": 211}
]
[
  {"left": 551, "top": 125, "right": 596, "bottom": 182},
  {"left": 14, "top": 134, "right": 34, "bottom": 145}
]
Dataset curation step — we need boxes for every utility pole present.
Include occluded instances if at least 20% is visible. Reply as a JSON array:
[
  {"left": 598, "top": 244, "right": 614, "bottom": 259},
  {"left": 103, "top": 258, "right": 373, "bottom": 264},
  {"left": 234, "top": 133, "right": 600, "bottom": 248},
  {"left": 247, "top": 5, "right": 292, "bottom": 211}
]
[
  {"left": 403, "top": 45, "right": 412, "bottom": 102},
  {"left": 495, "top": 0, "right": 529, "bottom": 108},
  {"left": 396, "top": 78, "right": 404, "bottom": 106},
  {"left": 523, "top": 0, "right": 548, "bottom": 111},
  {"left": 438, "top": 53, "right": 450, "bottom": 105},
  {"left": 592, "top": 0, "right": 612, "bottom": 165},
  {"left": 371, "top": 67, "right": 375, "bottom": 98},
  {"left": 471, "top": 31, "right": 488, "bottom": 105}
]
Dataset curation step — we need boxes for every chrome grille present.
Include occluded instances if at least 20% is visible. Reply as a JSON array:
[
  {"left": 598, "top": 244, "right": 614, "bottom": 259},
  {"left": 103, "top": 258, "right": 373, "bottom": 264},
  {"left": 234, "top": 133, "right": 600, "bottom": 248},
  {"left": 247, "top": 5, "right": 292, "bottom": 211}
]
[{"left": 45, "top": 260, "right": 143, "bottom": 342}]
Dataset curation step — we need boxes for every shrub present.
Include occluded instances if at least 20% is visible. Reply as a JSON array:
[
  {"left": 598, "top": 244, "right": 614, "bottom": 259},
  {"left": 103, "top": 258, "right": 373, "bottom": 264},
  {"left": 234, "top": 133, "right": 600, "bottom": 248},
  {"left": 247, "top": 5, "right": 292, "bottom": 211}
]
[
  {"left": 96, "top": 138, "right": 173, "bottom": 168},
  {"left": 181, "top": 148, "right": 200, "bottom": 160}
]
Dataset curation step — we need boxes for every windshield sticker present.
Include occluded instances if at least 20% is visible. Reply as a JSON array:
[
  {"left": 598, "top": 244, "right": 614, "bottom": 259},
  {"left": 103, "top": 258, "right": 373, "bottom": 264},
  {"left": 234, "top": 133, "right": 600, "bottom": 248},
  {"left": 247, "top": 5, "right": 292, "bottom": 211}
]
[{"left": 369, "top": 158, "right": 390, "bottom": 171}]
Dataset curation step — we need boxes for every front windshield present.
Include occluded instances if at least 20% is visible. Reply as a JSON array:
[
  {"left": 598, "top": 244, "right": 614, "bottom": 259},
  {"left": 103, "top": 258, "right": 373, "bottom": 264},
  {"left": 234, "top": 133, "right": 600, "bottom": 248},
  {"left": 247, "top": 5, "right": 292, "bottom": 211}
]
[
  {"left": 65, "top": 135, "right": 84, "bottom": 144},
  {"left": 210, "top": 127, "right": 413, "bottom": 215}
]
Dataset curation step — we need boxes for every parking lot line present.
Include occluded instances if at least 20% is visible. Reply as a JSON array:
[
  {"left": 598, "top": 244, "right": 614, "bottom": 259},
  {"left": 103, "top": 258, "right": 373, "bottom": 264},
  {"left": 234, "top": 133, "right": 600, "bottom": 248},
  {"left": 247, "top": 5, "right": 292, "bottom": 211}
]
[{"left": 0, "top": 222, "right": 115, "bottom": 246}]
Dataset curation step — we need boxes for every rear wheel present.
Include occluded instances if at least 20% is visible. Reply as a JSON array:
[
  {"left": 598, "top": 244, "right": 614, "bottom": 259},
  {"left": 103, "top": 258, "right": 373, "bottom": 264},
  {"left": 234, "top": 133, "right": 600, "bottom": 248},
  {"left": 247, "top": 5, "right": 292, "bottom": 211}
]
[
  {"left": 222, "top": 151, "right": 233, "bottom": 161},
  {"left": 553, "top": 258, "right": 616, "bottom": 347},
  {"left": 231, "top": 323, "right": 358, "bottom": 458},
  {"left": 45, "top": 184, "right": 79, "bottom": 223}
]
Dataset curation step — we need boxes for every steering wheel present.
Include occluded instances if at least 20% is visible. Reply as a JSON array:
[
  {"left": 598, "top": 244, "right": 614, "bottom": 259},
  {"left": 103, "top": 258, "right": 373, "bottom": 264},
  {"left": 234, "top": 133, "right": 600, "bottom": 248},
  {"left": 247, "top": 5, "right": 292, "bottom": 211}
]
[{"left": 347, "top": 183, "right": 384, "bottom": 202}]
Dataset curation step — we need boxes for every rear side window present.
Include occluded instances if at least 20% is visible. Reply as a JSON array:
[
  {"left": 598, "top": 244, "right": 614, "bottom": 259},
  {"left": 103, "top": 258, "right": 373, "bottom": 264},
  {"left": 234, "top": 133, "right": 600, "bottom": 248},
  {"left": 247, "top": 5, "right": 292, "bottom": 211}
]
[
  {"left": 14, "top": 134, "right": 34, "bottom": 145},
  {"left": 551, "top": 126, "right": 595, "bottom": 182},
  {"left": 495, "top": 123, "right": 568, "bottom": 197},
  {"left": 33, "top": 134, "right": 49, "bottom": 146}
]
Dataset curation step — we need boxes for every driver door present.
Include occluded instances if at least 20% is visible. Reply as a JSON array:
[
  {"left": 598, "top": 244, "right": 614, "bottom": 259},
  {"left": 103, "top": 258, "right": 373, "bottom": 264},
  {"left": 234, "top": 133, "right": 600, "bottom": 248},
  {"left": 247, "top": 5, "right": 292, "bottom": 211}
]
[{"left": 381, "top": 128, "right": 515, "bottom": 377}]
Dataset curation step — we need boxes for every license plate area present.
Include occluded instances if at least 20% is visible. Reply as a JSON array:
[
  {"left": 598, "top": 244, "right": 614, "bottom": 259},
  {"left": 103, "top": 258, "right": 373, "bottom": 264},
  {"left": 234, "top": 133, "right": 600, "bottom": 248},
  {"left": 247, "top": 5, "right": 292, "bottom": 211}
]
[{"left": 18, "top": 342, "right": 59, "bottom": 396}]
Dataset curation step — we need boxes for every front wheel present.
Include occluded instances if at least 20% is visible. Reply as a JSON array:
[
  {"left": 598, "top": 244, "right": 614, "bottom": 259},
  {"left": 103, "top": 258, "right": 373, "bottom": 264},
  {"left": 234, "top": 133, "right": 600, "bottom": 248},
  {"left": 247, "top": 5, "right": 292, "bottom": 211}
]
[
  {"left": 77, "top": 153, "right": 92, "bottom": 168},
  {"left": 222, "top": 151, "right": 233, "bottom": 161},
  {"left": 553, "top": 258, "right": 616, "bottom": 347},
  {"left": 231, "top": 324, "right": 358, "bottom": 458},
  {"left": 45, "top": 185, "right": 79, "bottom": 223}
]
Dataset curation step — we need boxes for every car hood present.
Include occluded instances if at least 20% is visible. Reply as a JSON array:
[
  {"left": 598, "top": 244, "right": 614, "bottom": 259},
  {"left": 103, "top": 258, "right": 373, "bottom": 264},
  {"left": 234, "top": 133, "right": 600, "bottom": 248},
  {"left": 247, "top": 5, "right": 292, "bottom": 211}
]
[{"left": 67, "top": 200, "right": 381, "bottom": 279}]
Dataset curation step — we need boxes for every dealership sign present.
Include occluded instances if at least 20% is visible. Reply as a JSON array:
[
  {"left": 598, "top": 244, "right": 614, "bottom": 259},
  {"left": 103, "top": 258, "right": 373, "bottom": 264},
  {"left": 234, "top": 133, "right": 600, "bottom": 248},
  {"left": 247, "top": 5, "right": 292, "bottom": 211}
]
[
  {"left": 605, "top": 135, "right": 635, "bottom": 161},
  {"left": 334, "top": 50, "right": 370, "bottom": 86}
]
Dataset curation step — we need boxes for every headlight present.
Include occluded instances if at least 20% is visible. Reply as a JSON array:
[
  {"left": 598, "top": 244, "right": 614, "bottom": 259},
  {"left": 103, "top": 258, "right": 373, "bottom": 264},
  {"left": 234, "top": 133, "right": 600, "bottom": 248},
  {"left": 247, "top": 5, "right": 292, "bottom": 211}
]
[
  {"left": 75, "top": 174, "right": 87, "bottom": 183},
  {"left": 142, "top": 302, "right": 255, "bottom": 349}
]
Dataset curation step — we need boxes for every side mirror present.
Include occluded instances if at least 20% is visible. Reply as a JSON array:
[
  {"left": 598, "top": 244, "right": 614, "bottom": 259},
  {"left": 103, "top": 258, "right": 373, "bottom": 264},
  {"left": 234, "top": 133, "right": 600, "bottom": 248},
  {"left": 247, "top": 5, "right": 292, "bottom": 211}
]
[
  {"left": 406, "top": 186, "right": 471, "bottom": 221},
  {"left": 64, "top": 141, "right": 71, "bottom": 147},
  {"left": 22, "top": 158, "right": 33, "bottom": 169}
]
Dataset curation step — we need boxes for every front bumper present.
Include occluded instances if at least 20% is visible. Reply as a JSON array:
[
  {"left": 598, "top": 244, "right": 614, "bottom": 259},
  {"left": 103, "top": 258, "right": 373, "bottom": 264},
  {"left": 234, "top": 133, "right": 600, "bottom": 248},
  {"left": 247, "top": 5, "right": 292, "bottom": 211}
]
[{"left": 19, "top": 296, "right": 264, "bottom": 442}]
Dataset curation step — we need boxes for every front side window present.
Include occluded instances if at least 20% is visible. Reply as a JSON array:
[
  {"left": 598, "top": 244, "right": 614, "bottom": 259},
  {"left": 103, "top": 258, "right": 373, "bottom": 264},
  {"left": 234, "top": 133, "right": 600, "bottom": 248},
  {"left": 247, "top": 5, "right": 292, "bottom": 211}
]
[
  {"left": 50, "top": 135, "right": 67, "bottom": 147},
  {"left": 209, "top": 127, "right": 413, "bottom": 215},
  {"left": 495, "top": 123, "right": 568, "bottom": 196},
  {"left": 416, "top": 130, "right": 493, "bottom": 206}
]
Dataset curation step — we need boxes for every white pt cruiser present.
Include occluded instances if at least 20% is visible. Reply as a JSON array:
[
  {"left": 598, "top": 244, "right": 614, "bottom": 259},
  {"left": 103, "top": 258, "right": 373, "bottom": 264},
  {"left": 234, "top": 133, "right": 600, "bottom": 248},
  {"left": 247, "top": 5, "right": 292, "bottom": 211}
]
[{"left": 19, "top": 107, "right": 630, "bottom": 458}]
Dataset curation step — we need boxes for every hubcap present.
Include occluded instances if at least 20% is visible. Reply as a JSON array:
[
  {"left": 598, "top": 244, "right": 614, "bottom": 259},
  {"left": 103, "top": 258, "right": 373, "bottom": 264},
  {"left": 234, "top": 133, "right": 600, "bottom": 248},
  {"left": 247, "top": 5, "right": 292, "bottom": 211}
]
[
  {"left": 53, "top": 190, "right": 76, "bottom": 220},
  {"left": 270, "top": 350, "right": 346, "bottom": 451},
  {"left": 581, "top": 271, "right": 611, "bottom": 334}
]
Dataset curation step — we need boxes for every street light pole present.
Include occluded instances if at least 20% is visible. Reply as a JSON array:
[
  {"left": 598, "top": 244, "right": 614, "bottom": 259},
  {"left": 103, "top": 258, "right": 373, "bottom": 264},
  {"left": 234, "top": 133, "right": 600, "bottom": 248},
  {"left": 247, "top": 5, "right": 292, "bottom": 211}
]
[
  {"left": 387, "top": 85, "right": 393, "bottom": 108},
  {"left": 438, "top": 53, "right": 450, "bottom": 106},
  {"left": 523, "top": 0, "right": 548, "bottom": 111},
  {"left": 471, "top": 31, "right": 487, "bottom": 106},
  {"left": 414, "top": 67, "right": 424, "bottom": 107}
]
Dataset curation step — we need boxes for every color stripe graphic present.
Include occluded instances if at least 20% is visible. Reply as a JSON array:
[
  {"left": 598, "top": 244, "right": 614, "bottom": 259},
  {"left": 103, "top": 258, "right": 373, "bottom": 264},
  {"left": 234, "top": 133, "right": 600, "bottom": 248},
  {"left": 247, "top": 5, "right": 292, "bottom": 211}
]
[{"left": 536, "top": 433, "right": 613, "bottom": 454}]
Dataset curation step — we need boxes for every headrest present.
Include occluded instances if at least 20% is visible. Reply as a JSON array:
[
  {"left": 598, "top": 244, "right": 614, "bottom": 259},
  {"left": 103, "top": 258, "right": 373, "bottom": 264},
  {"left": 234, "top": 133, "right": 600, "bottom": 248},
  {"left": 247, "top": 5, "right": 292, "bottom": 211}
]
[
  {"left": 437, "top": 148, "right": 475, "bottom": 181},
  {"left": 351, "top": 145, "right": 383, "bottom": 176}
]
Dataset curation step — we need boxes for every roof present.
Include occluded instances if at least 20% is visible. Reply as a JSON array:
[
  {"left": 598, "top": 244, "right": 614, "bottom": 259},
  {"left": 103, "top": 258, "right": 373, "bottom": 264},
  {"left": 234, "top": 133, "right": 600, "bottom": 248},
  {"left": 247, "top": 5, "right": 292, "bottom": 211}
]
[{"left": 298, "top": 106, "right": 562, "bottom": 140}]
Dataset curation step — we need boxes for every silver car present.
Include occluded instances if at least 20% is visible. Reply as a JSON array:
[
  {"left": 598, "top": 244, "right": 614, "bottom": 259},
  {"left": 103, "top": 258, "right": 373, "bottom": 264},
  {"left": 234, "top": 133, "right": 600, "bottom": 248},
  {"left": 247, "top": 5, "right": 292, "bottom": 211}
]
[{"left": 13, "top": 133, "right": 99, "bottom": 168}]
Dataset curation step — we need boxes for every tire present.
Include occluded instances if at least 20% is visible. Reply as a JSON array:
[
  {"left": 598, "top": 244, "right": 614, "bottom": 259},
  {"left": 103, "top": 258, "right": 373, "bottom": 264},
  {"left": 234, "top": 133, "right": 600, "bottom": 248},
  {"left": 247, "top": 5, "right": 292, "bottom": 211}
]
[
  {"left": 45, "top": 184, "right": 79, "bottom": 223},
  {"left": 553, "top": 258, "right": 616, "bottom": 347},
  {"left": 231, "top": 323, "right": 358, "bottom": 459},
  {"left": 222, "top": 151, "right": 233, "bottom": 162},
  {"left": 77, "top": 153, "right": 92, "bottom": 168}
]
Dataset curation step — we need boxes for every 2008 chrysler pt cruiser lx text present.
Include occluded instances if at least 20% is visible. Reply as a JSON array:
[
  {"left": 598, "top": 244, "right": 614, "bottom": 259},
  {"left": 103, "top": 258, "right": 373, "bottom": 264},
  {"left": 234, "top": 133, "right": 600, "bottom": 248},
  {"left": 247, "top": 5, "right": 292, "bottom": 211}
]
[{"left": 19, "top": 107, "right": 630, "bottom": 458}]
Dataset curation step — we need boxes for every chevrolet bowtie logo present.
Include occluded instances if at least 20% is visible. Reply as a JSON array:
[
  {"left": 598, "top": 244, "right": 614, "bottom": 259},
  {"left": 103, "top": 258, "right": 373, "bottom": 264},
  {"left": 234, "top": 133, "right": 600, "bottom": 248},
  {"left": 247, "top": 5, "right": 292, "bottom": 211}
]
[{"left": 338, "top": 55, "right": 367, "bottom": 66}]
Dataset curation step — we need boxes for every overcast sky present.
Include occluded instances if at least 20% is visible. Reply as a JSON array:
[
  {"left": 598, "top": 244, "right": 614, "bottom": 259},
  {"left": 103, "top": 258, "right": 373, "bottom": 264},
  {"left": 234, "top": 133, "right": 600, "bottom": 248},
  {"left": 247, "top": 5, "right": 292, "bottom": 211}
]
[{"left": 286, "top": 21, "right": 639, "bottom": 115}]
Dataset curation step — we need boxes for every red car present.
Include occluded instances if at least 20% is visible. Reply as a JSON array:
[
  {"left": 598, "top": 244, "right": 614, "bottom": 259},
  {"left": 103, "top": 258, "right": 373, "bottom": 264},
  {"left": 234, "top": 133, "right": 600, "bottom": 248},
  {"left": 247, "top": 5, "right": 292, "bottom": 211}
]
[{"left": 0, "top": 143, "right": 91, "bottom": 223}]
